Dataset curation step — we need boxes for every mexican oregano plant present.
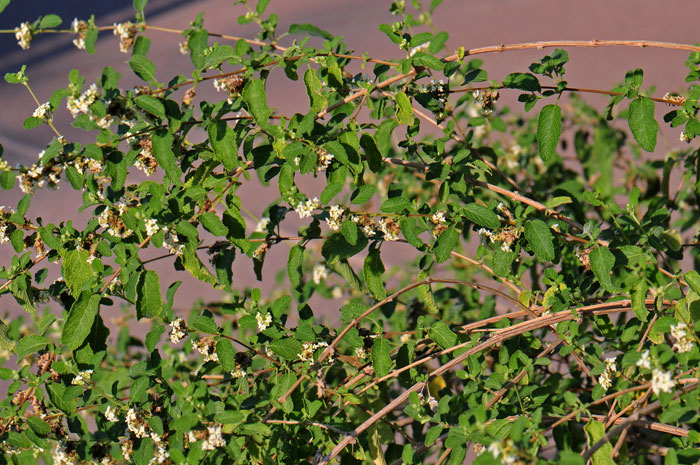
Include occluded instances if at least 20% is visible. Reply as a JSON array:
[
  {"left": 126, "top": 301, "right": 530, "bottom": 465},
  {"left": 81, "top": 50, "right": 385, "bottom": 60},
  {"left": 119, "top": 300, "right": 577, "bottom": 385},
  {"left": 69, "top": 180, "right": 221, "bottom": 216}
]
[{"left": 1, "top": 0, "right": 699, "bottom": 464}]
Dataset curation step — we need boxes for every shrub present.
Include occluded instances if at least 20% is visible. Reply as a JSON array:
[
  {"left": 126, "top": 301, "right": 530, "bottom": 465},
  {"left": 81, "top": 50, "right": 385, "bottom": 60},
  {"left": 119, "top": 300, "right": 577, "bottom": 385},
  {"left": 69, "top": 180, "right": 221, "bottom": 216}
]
[{"left": 1, "top": 1, "right": 699, "bottom": 464}]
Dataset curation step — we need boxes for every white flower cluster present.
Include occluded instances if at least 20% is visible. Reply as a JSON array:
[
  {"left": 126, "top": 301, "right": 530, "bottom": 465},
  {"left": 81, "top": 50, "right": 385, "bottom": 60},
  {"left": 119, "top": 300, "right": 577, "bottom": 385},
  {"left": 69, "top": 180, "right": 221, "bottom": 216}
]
[
  {"left": 378, "top": 217, "right": 400, "bottom": 241},
  {"left": 472, "top": 89, "right": 499, "bottom": 115},
  {"left": 670, "top": 322, "right": 694, "bottom": 353},
  {"left": 299, "top": 340, "right": 329, "bottom": 361},
  {"left": 126, "top": 408, "right": 149, "bottom": 438},
  {"left": 163, "top": 228, "right": 185, "bottom": 256},
  {"left": 230, "top": 366, "right": 247, "bottom": 378},
  {"left": 66, "top": 84, "right": 99, "bottom": 118},
  {"left": 295, "top": 197, "right": 320, "bottom": 219},
  {"left": 597, "top": 357, "right": 617, "bottom": 391},
  {"left": 150, "top": 441, "right": 169, "bottom": 465},
  {"left": 430, "top": 210, "right": 448, "bottom": 238},
  {"left": 213, "top": 76, "right": 244, "bottom": 104},
  {"left": 326, "top": 205, "right": 344, "bottom": 231},
  {"left": 14, "top": 22, "right": 33, "bottom": 50},
  {"left": 192, "top": 337, "right": 219, "bottom": 362},
  {"left": 256, "top": 311, "right": 272, "bottom": 332},
  {"left": 113, "top": 22, "right": 136, "bottom": 53},
  {"left": 52, "top": 440, "right": 76, "bottom": 465},
  {"left": 71, "top": 369, "right": 93, "bottom": 386},
  {"left": 680, "top": 131, "right": 691, "bottom": 143},
  {"left": 0, "top": 223, "right": 9, "bottom": 244},
  {"left": 485, "top": 441, "right": 517, "bottom": 465},
  {"left": 70, "top": 18, "right": 88, "bottom": 50},
  {"left": 354, "top": 347, "right": 368, "bottom": 359},
  {"left": 178, "top": 41, "right": 189, "bottom": 55},
  {"left": 145, "top": 218, "right": 160, "bottom": 237},
  {"left": 313, "top": 264, "right": 328, "bottom": 285},
  {"left": 201, "top": 425, "right": 226, "bottom": 450},
  {"left": 168, "top": 318, "right": 188, "bottom": 343},
  {"left": 636, "top": 349, "right": 651, "bottom": 369},
  {"left": 104, "top": 405, "right": 119, "bottom": 423},
  {"left": 651, "top": 368, "right": 675, "bottom": 395},
  {"left": 121, "top": 437, "right": 133, "bottom": 462},
  {"left": 255, "top": 217, "right": 270, "bottom": 233},
  {"left": 316, "top": 149, "right": 334, "bottom": 172},
  {"left": 32, "top": 102, "right": 51, "bottom": 120},
  {"left": 98, "top": 203, "right": 132, "bottom": 239}
]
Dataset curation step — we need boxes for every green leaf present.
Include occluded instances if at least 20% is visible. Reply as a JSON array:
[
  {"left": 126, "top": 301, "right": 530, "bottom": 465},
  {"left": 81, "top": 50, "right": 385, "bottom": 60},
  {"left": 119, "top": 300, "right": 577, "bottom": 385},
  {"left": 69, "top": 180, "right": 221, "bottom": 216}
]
[
  {"left": 0, "top": 0, "right": 10, "bottom": 14},
  {"left": 133, "top": 0, "right": 148, "bottom": 13},
  {"left": 216, "top": 338, "right": 236, "bottom": 372},
  {"left": 632, "top": 281, "right": 649, "bottom": 322},
  {"left": 23, "top": 116, "right": 43, "bottom": 129},
  {"left": 434, "top": 226, "right": 458, "bottom": 263},
  {"left": 584, "top": 420, "right": 615, "bottom": 465},
  {"left": 136, "top": 270, "right": 162, "bottom": 319},
  {"left": 39, "top": 14, "right": 62, "bottom": 29},
  {"left": 684, "top": 270, "right": 700, "bottom": 295},
  {"left": 363, "top": 248, "right": 386, "bottom": 300},
  {"left": 0, "top": 320, "right": 15, "bottom": 352},
  {"left": 350, "top": 185, "right": 376, "bottom": 205},
  {"left": 26, "top": 416, "right": 52, "bottom": 436},
  {"left": 289, "top": 23, "right": 333, "bottom": 40},
  {"left": 322, "top": 232, "right": 368, "bottom": 265},
  {"left": 128, "top": 54, "right": 156, "bottom": 81},
  {"left": 145, "top": 324, "right": 165, "bottom": 352},
  {"left": 303, "top": 67, "right": 326, "bottom": 113},
  {"left": 503, "top": 73, "right": 541, "bottom": 92},
  {"left": 524, "top": 219, "right": 555, "bottom": 262},
  {"left": 628, "top": 96, "right": 658, "bottom": 152},
  {"left": 134, "top": 95, "right": 165, "bottom": 120},
  {"left": 269, "top": 337, "right": 304, "bottom": 360},
  {"left": 242, "top": 78, "right": 271, "bottom": 126},
  {"left": 537, "top": 104, "right": 562, "bottom": 163},
  {"left": 360, "top": 133, "right": 383, "bottom": 173},
  {"left": 151, "top": 129, "right": 183, "bottom": 186},
  {"left": 182, "top": 245, "right": 217, "bottom": 286},
  {"left": 200, "top": 212, "right": 228, "bottom": 236},
  {"left": 341, "top": 220, "right": 359, "bottom": 246},
  {"left": 395, "top": 92, "right": 414, "bottom": 125},
  {"left": 380, "top": 196, "right": 411, "bottom": 213},
  {"left": 371, "top": 337, "right": 391, "bottom": 377},
  {"left": 14, "top": 335, "right": 49, "bottom": 359},
  {"left": 191, "top": 314, "right": 218, "bottom": 333},
  {"left": 287, "top": 245, "right": 304, "bottom": 288},
  {"left": 429, "top": 320, "right": 458, "bottom": 349},
  {"left": 590, "top": 246, "right": 619, "bottom": 293},
  {"left": 463, "top": 203, "right": 500, "bottom": 229},
  {"left": 61, "top": 292, "right": 101, "bottom": 350},
  {"left": 62, "top": 249, "right": 93, "bottom": 296},
  {"left": 46, "top": 383, "right": 76, "bottom": 415}
]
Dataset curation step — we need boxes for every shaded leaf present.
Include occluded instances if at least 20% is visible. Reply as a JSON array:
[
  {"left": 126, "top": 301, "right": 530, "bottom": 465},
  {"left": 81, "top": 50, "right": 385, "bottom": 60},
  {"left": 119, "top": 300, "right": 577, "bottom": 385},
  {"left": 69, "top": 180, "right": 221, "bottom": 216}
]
[{"left": 537, "top": 104, "right": 562, "bottom": 163}]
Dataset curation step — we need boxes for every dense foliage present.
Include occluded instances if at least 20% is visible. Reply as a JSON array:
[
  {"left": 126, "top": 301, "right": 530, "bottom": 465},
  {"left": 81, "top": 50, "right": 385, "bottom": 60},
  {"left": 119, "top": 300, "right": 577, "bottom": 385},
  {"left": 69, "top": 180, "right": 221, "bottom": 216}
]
[{"left": 1, "top": 0, "right": 700, "bottom": 464}]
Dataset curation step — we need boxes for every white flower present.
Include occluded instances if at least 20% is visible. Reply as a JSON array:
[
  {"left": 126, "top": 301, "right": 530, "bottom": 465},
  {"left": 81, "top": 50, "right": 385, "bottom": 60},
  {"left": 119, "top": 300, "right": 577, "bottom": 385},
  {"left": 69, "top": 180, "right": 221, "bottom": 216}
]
[
  {"left": 670, "top": 322, "right": 687, "bottom": 340},
  {"left": 52, "top": 440, "right": 76, "bottom": 465},
  {"left": 317, "top": 149, "right": 334, "bottom": 172},
  {"left": 326, "top": 205, "right": 344, "bottom": 231},
  {"left": 149, "top": 443, "right": 169, "bottom": 465},
  {"left": 144, "top": 218, "right": 160, "bottom": 237},
  {"left": 32, "top": 102, "right": 51, "bottom": 120},
  {"left": 598, "top": 371, "right": 612, "bottom": 391},
  {"left": 201, "top": 425, "right": 226, "bottom": 450},
  {"left": 354, "top": 347, "right": 368, "bottom": 359},
  {"left": 331, "top": 286, "right": 343, "bottom": 299},
  {"left": 299, "top": 341, "right": 328, "bottom": 361},
  {"left": 71, "top": 369, "right": 93, "bottom": 386},
  {"left": 313, "top": 264, "right": 329, "bottom": 285},
  {"left": 651, "top": 368, "right": 675, "bottom": 395},
  {"left": 192, "top": 337, "right": 218, "bottom": 362},
  {"left": 14, "top": 22, "right": 33, "bottom": 50},
  {"left": 255, "top": 217, "right": 270, "bottom": 232},
  {"left": 168, "top": 318, "right": 188, "bottom": 343},
  {"left": 604, "top": 357, "right": 617, "bottom": 373},
  {"left": 66, "top": 84, "right": 99, "bottom": 118},
  {"left": 163, "top": 229, "right": 184, "bottom": 256},
  {"left": 362, "top": 223, "right": 376, "bottom": 238},
  {"left": 126, "top": 408, "right": 149, "bottom": 438},
  {"left": 0, "top": 224, "right": 9, "bottom": 244},
  {"left": 231, "top": 367, "right": 247, "bottom": 378},
  {"left": 104, "top": 405, "right": 119, "bottom": 422},
  {"left": 431, "top": 211, "right": 446, "bottom": 224},
  {"left": 294, "top": 197, "right": 320, "bottom": 219},
  {"left": 113, "top": 22, "right": 135, "bottom": 53},
  {"left": 121, "top": 437, "right": 133, "bottom": 461},
  {"left": 378, "top": 217, "right": 400, "bottom": 241},
  {"left": 670, "top": 322, "right": 694, "bottom": 353},
  {"left": 487, "top": 441, "right": 501, "bottom": 458},
  {"left": 256, "top": 311, "right": 272, "bottom": 332},
  {"left": 636, "top": 349, "right": 651, "bottom": 369},
  {"left": 680, "top": 131, "right": 691, "bottom": 143},
  {"left": 178, "top": 41, "right": 188, "bottom": 55}
]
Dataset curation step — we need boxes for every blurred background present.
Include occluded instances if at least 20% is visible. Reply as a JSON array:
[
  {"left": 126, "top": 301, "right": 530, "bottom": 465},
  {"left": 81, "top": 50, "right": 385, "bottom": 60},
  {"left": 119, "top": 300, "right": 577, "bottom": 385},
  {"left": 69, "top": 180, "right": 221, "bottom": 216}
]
[{"left": 1, "top": 0, "right": 699, "bottom": 316}]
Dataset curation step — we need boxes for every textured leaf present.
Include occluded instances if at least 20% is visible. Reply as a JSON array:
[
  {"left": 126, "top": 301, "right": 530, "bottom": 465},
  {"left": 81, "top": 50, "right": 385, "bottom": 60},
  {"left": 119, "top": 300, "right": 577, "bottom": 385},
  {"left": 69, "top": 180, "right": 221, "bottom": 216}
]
[
  {"left": 433, "top": 226, "right": 459, "bottom": 263},
  {"left": 322, "top": 232, "right": 368, "bottom": 265},
  {"left": 200, "top": 212, "right": 228, "bottom": 236},
  {"left": 371, "top": 337, "right": 391, "bottom": 377},
  {"left": 590, "top": 246, "right": 620, "bottom": 293},
  {"left": 684, "top": 270, "right": 700, "bottom": 295},
  {"left": 584, "top": 420, "right": 615, "bottom": 465},
  {"left": 503, "top": 72, "right": 541, "bottom": 92},
  {"left": 134, "top": 95, "right": 165, "bottom": 120},
  {"left": 632, "top": 281, "right": 649, "bottom": 322},
  {"left": 242, "top": 78, "right": 271, "bottom": 125},
  {"left": 628, "top": 96, "right": 658, "bottom": 152},
  {"left": 524, "top": 219, "right": 555, "bottom": 262},
  {"left": 151, "top": 129, "right": 183, "bottom": 186},
  {"left": 62, "top": 249, "right": 93, "bottom": 297},
  {"left": 350, "top": 185, "right": 376, "bottom": 205},
  {"left": 61, "top": 292, "right": 101, "bottom": 350},
  {"left": 363, "top": 248, "right": 386, "bottom": 300},
  {"left": 380, "top": 196, "right": 411, "bottom": 213},
  {"left": 136, "top": 270, "right": 162, "bottom": 319},
  {"left": 463, "top": 203, "right": 500, "bottom": 229},
  {"left": 360, "top": 133, "right": 382, "bottom": 173},
  {"left": 14, "top": 335, "right": 49, "bottom": 359},
  {"left": 289, "top": 23, "right": 333, "bottom": 40},
  {"left": 128, "top": 54, "right": 156, "bottom": 81},
  {"left": 269, "top": 337, "right": 304, "bottom": 360},
  {"left": 0, "top": 319, "right": 15, "bottom": 352},
  {"left": 429, "top": 320, "right": 458, "bottom": 349},
  {"left": 303, "top": 67, "right": 326, "bottom": 113},
  {"left": 395, "top": 92, "right": 414, "bottom": 125},
  {"left": 216, "top": 339, "right": 236, "bottom": 372},
  {"left": 39, "top": 14, "right": 62, "bottom": 29},
  {"left": 287, "top": 245, "right": 304, "bottom": 288},
  {"left": 537, "top": 104, "right": 562, "bottom": 163},
  {"left": 145, "top": 324, "right": 165, "bottom": 352}
]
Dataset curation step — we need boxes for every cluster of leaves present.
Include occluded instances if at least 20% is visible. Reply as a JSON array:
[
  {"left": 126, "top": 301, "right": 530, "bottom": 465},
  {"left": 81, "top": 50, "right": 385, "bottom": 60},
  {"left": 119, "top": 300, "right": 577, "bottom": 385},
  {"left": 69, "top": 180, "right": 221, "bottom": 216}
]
[{"left": 1, "top": 0, "right": 700, "bottom": 464}]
